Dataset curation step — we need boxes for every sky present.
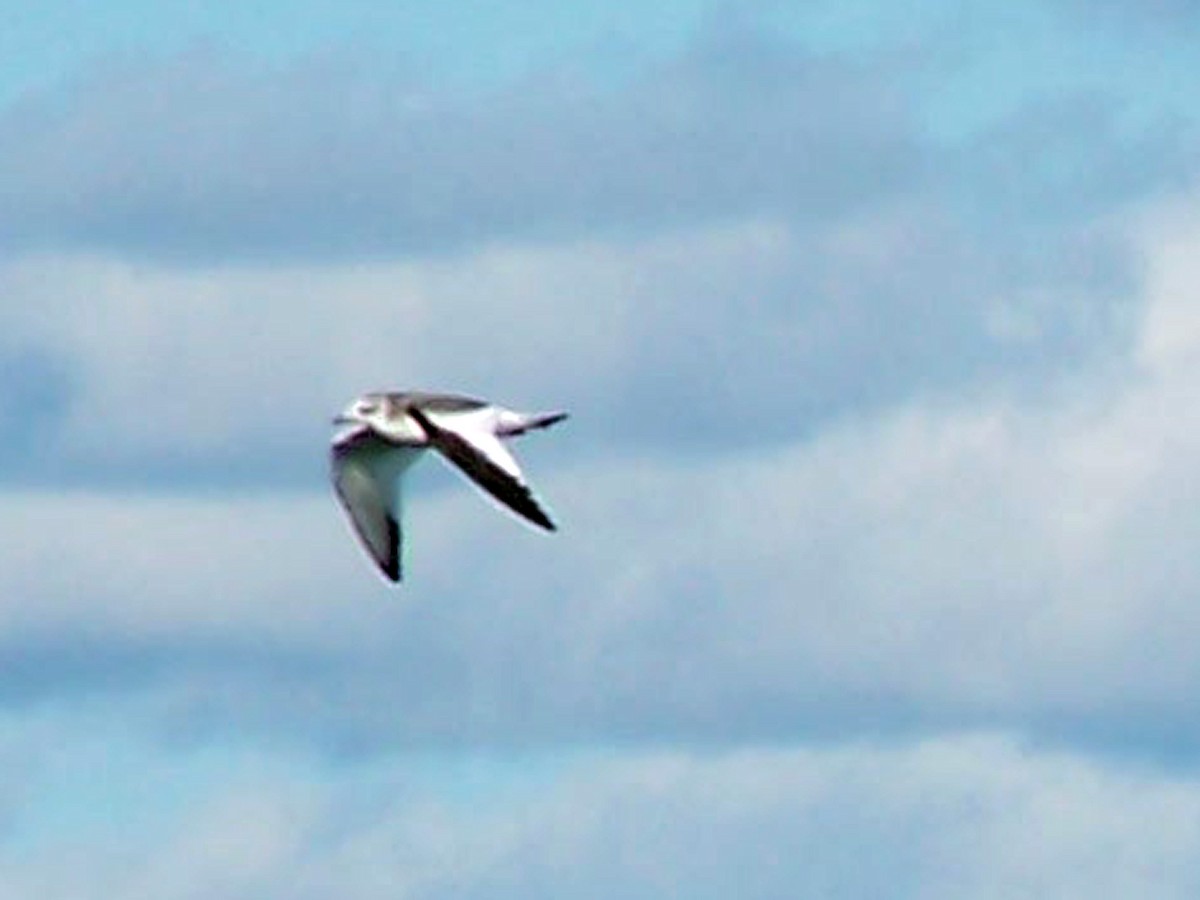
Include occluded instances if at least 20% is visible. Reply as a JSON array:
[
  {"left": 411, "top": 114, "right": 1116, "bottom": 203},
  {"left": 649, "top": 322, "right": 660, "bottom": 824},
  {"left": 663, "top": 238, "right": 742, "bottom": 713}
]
[{"left": 1, "top": 0, "right": 1200, "bottom": 896}]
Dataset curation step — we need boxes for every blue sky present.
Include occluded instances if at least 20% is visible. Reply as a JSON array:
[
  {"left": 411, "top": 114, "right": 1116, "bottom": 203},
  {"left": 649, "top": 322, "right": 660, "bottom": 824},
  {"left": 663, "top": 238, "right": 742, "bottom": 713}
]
[{"left": 3, "top": 0, "right": 1200, "bottom": 896}]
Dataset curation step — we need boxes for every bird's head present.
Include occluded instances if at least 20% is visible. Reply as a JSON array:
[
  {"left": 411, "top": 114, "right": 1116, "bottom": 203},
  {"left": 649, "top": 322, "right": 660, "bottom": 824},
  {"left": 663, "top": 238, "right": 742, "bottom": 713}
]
[{"left": 332, "top": 392, "right": 392, "bottom": 430}]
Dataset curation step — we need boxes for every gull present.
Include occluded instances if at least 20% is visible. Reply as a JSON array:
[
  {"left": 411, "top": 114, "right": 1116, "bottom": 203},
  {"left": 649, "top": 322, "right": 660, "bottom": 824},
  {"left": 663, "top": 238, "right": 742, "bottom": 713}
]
[{"left": 331, "top": 390, "right": 567, "bottom": 582}]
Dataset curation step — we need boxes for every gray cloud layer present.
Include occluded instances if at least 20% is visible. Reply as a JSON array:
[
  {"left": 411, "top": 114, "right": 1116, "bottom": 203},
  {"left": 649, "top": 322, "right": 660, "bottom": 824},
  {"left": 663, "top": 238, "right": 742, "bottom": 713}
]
[
  {"left": 0, "top": 31, "right": 1188, "bottom": 262},
  {"left": 0, "top": 39, "right": 920, "bottom": 260},
  {"left": 0, "top": 29, "right": 1187, "bottom": 488}
]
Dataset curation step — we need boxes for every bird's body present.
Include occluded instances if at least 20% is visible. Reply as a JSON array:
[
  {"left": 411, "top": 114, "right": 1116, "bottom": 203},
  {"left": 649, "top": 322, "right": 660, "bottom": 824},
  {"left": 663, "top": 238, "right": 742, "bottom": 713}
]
[{"left": 330, "top": 391, "right": 566, "bottom": 582}]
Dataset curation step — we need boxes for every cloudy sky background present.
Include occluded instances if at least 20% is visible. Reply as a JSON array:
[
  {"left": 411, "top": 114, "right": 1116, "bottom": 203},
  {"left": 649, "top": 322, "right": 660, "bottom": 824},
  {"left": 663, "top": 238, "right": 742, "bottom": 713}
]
[{"left": 2, "top": 1, "right": 1200, "bottom": 895}]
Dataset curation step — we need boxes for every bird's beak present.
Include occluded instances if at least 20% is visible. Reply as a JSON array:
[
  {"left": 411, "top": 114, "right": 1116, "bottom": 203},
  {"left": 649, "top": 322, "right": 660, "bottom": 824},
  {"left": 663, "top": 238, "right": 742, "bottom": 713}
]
[{"left": 332, "top": 413, "right": 352, "bottom": 425}]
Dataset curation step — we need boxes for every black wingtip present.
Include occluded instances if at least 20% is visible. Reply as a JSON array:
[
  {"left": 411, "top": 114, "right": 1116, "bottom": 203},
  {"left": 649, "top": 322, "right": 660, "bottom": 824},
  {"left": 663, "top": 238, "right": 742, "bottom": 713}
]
[
  {"left": 382, "top": 516, "right": 403, "bottom": 583},
  {"left": 529, "top": 510, "right": 556, "bottom": 532}
]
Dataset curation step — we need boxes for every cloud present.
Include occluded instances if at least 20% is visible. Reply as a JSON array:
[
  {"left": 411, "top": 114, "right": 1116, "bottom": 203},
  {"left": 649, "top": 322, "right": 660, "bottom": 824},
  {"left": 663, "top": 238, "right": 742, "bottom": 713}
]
[
  {"left": 0, "top": 23, "right": 1186, "bottom": 262},
  {"left": 0, "top": 24, "right": 1184, "bottom": 487},
  {"left": 3, "top": 735, "right": 1200, "bottom": 898},
  {"left": 0, "top": 196, "right": 1137, "bottom": 487},
  {"left": 0, "top": 36, "right": 922, "bottom": 261},
  {"left": 0, "top": 197, "right": 1193, "bottom": 757},
  {"left": 1, "top": 188, "right": 1196, "bottom": 755},
  {"left": 946, "top": 91, "right": 1195, "bottom": 226},
  {"left": 0, "top": 9, "right": 1197, "bottom": 897},
  {"left": 452, "top": 737, "right": 1200, "bottom": 899}
]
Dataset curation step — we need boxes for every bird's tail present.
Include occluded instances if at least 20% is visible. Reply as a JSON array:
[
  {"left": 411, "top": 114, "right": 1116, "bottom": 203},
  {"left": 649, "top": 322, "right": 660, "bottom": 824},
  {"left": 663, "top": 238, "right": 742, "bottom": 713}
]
[{"left": 498, "top": 409, "right": 569, "bottom": 437}]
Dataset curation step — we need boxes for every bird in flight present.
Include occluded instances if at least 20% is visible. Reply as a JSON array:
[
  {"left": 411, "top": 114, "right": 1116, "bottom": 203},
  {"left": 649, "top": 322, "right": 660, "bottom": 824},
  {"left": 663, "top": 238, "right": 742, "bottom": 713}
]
[{"left": 330, "top": 390, "right": 567, "bottom": 583}]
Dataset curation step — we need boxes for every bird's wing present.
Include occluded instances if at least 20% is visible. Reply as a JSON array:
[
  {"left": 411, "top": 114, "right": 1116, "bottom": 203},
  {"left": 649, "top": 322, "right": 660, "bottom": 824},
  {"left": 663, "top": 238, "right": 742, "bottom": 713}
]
[
  {"left": 409, "top": 406, "right": 556, "bottom": 531},
  {"left": 330, "top": 427, "right": 422, "bottom": 582}
]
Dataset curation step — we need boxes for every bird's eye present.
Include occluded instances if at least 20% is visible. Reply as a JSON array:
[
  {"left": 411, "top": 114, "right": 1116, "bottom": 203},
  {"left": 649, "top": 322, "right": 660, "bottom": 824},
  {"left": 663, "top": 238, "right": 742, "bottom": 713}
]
[{"left": 359, "top": 403, "right": 379, "bottom": 415}]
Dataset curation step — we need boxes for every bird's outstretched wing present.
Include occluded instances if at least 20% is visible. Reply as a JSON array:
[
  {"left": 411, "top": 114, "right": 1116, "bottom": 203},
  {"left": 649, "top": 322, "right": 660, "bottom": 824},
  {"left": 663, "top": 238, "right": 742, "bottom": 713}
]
[
  {"left": 409, "top": 406, "right": 556, "bottom": 531},
  {"left": 330, "top": 427, "right": 422, "bottom": 582}
]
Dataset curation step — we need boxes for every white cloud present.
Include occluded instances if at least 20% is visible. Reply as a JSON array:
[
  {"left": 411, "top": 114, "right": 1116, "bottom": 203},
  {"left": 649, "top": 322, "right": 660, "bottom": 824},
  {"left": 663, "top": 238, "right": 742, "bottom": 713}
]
[
  {"left": 0, "top": 12, "right": 1196, "bottom": 900},
  {"left": 2, "top": 735, "right": 1198, "bottom": 899},
  {"left": 0, "top": 246, "right": 611, "bottom": 468},
  {"left": 0, "top": 341, "right": 1195, "bottom": 752},
  {"left": 0, "top": 196, "right": 1126, "bottom": 482},
  {"left": 0, "top": 191, "right": 1194, "bottom": 751}
]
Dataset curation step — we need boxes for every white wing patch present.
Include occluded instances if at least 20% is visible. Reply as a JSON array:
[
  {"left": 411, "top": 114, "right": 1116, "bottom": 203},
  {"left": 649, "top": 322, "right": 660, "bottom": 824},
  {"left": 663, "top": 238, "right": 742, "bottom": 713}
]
[
  {"left": 408, "top": 406, "right": 555, "bottom": 531},
  {"left": 449, "top": 426, "right": 525, "bottom": 481},
  {"left": 422, "top": 407, "right": 524, "bottom": 480},
  {"left": 331, "top": 428, "right": 423, "bottom": 582}
]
